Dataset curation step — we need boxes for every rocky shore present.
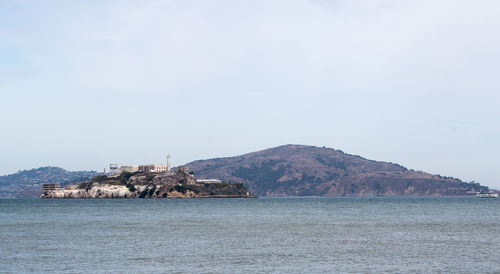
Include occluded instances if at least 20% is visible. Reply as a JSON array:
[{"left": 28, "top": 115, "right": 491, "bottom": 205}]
[{"left": 41, "top": 168, "right": 254, "bottom": 199}]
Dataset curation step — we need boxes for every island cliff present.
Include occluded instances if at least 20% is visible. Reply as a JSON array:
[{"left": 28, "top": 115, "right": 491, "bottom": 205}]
[{"left": 41, "top": 168, "right": 254, "bottom": 199}]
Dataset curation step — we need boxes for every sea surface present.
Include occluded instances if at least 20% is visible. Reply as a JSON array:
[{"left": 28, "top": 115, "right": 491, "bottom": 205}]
[{"left": 0, "top": 197, "right": 498, "bottom": 273}]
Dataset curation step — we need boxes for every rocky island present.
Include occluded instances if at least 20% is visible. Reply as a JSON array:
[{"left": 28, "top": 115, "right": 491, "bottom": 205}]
[{"left": 41, "top": 168, "right": 254, "bottom": 199}]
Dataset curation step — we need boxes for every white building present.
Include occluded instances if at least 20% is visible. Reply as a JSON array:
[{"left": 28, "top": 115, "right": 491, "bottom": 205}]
[
  {"left": 117, "top": 164, "right": 170, "bottom": 173},
  {"left": 115, "top": 155, "right": 171, "bottom": 174},
  {"left": 196, "top": 179, "right": 222, "bottom": 184},
  {"left": 138, "top": 164, "right": 169, "bottom": 173},
  {"left": 117, "top": 165, "right": 139, "bottom": 173}
]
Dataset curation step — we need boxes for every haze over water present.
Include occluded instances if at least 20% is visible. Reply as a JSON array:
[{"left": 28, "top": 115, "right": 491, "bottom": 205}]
[{"left": 1, "top": 197, "right": 498, "bottom": 273}]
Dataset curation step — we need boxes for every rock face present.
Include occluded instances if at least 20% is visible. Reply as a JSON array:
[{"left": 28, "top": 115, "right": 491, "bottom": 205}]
[
  {"left": 41, "top": 185, "right": 131, "bottom": 198},
  {"left": 40, "top": 184, "right": 200, "bottom": 198},
  {"left": 184, "top": 144, "right": 491, "bottom": 197},
  {"left": 41, "top": 169, "right": 254, "bottom": 199}
]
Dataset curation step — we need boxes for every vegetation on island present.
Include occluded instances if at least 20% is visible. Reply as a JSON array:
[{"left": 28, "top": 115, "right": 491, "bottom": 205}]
[{"left": 184, "top": 144, "right": 493, "bottom": 197}]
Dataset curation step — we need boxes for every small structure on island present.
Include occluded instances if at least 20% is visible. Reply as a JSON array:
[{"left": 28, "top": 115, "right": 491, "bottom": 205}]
[
  {"left": 139, "top": 164, "right": 169, "bottom": 173},
  {"left": 117, "top": 165, "right": 139, "bottom": 173},
  {"left": 196, "top": 179, "right": 222, "bottom": 184},
  {"left": 42, "top": 183, "right": 60, "bottom": 191},
  {"left": 109, "top": 163, "right": 118, "bottom": 175}
]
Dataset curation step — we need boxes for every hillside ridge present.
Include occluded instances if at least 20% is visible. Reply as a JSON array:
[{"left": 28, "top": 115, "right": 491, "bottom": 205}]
[{"left": 184, "top": 144, "right": 490, "bottom": 197}]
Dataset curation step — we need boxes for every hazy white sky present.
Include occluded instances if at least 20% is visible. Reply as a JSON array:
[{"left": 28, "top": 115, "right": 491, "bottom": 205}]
[{"left": 1, "top": 0, "right": 499, "bottom": 188}]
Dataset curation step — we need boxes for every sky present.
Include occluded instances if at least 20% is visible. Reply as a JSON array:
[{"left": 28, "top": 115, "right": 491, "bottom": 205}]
[{"left": 1, "top": 0, "right": 499, "bottom": 188}]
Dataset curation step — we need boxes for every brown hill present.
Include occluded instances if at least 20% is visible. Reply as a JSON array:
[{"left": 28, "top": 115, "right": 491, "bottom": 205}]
[{"left": 183, "top": 145, "right": 489, "bottom": 197}]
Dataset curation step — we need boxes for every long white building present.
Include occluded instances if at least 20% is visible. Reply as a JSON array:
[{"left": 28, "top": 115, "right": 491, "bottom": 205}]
[
  {"left": 117, "top": 164, "right": 170, "bottom": 173},
  {"left": 196, "top": 179, "right": 222, "bottom": 184}
]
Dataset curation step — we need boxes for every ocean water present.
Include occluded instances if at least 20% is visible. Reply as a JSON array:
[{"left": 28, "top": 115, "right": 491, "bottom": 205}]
[{"left": 0, "top": 197, "right": 498, "bottom": 273}]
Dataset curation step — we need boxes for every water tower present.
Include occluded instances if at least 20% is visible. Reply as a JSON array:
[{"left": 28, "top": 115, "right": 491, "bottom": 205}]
[{"left": 109, "top": 163, "right": 118, "bottom": 174}]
